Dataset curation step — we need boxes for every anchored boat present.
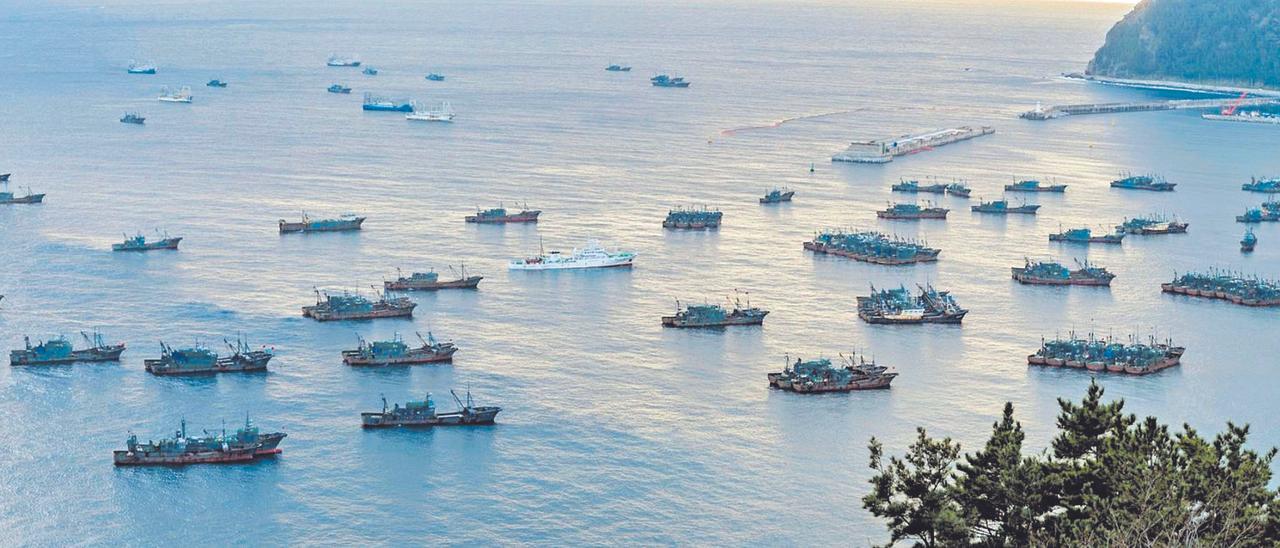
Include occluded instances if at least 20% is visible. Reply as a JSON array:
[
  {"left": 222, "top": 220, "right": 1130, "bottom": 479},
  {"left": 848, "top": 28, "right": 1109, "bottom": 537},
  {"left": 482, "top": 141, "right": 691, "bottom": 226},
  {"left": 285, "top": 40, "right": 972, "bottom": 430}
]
[
  {"left": 1116, "top": 215, "right": 1188, "bottom": 234},
  {"left": 768, "top": 353, "right": 897, "bottom": 393},
  {"left": 1005, "top": 179, "right": 1066, "bottom": 193},
  {"left": 1027, "top": 333, "right": 1184, "bottom": 375},
  {"left": 144, "top": 338, "right": 273, "bottom": 375},
  {"left": 465, "top": 203, "right": 539, "bottom": 223},
  {"left": 342, "top": 332, "right": 456, "bottom": 366},
  {"left": 857, "top": 284, "right": 967, "bottom": 324},
  {"left": 425, "top": 73, "right": 446, "bottom": 81},
  {"left": 1242, "top": 177, "right": 1280, "bottom": 193},
  {"left": 661, "top": 293, "right": 767, "bottom": 328},
  {"left": 10, "top": 331, "right": 126, "bottom": 366},
  {"left": 327, "top": 83, "right": 352, "bottom": 94},
  {"left": 385, "top": 265, "right": 482, "bottom": 291},
  {"left": 891, "top": 179, "right": 947, "bottom": 194},
  {"left": 1111, "top": 173, "right": 1175, "bottom": 191},
  {"left": 1161, "top": 269, "right": 1280, "bottom": 307},
  {"left": 1237, "top": 206, "right": 1280, "bottom": 223},
  {"left": 362, "top": 67, "right": 378, "bottom": 76},
  {"left": 509, "top": 240, "right": 636, "bottom": 271},
  {"left": 650, "top": 74, "right": 690, "bottom": 87},
  {"left": 945, "top": 183, "right": 972, "bottom": 198},
  {"left": 127, "top": 61, "right": 156, "bottom": 74},
  {"left": 605, "top": 64, "right": 632, "bottom": 72},
  {"left": 663, "top": 206, "right": 722, "bottom": 229},
  {"left": 1011, "top": 259, "right": 1114, "bottom": 286},
  {"left": 157, "top": 86, "right": 192, "bottom": 103},
  {"left": 1049, "top": 227, "right": 1124, "bottom": 244},
  {"left": 406, "top": 101, "right": 455, "bottom": 122},
  {"left": 362, "top": 93, "right": 414, "bottom": 112},
  {"left": 971, "top": 199, "right": 1039, "bottom": 214},
  {"left": 362, "top": 390, "right": 500, "bottom": 428},
  {"left": 120, "top": 112, "right": 145, "bottom": 125},
  {"left": 1242, "top": 229, "right": 1257, "bottom": 252},
  {"left": 804, "top": 229, "right": 940, "bottom": 265},
  {"left": 114, "top": 417, "right": 286, "bottom": 466},
  {"left": 877, "top": 202, "right": 949, "bottom": 220},
  {"left": 760, "top": 187, "right": 795, "bottom": 204},
  {"left": 327, "top": 54, "right": 361, "bottom": 67},
  {"left": 302, "top": 289, "right": 416, "bottom": 321},
  {"left": 206, "top": 79, "right": 227, "bottom": 88},
  {"left": 279, "top": 212, "right": 365, "bottom": 233},
  {"left": 0, "top": 184, "right": 45, "bottom": 204},
  {"left": 112, "top": 232, "right": 181, "bottom": 251}
]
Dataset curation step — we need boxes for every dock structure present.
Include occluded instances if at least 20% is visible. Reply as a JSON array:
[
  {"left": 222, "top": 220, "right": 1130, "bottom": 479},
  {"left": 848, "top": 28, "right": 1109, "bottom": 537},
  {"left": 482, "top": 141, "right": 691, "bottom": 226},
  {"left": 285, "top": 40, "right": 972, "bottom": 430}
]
[
  {"left": 832, "top": 126, "right": 995, "bottom": 164},
  {"left": 1020, "top": 97, "right": 1280, "bottom": 121}
]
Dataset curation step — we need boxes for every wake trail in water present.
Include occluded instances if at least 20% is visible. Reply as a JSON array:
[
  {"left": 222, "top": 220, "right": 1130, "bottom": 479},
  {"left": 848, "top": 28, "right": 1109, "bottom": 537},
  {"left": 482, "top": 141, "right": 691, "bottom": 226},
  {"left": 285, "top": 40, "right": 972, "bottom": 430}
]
[{"left": 717, "top": 108, "right": 868, "bottom": 137}]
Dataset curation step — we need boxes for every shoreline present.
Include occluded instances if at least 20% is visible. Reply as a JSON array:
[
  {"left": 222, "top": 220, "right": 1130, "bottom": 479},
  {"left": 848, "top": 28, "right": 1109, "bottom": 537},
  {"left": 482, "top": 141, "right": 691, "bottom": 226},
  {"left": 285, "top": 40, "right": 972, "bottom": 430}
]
[{"left": 1064, "top": 73, "right": 1280, "bottom": 98}]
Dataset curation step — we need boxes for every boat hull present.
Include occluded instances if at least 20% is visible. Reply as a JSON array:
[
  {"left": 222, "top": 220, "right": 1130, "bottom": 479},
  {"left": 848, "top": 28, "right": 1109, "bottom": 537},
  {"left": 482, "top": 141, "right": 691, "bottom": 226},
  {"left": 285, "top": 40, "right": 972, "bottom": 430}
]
[
  {"left": 144, "top": 353, "right": 272, "bottom": 376},
  {"left": 302, "top": 304, "right": 416, "bottom": 321},
  {"left": 1161, "top": 283, "right": 1280, "bottom": 307},
  {"left": 279, "top": 218, "right": 365, "bottom": 233},
  {"left": 465, "top": 212, "right": 540, "bottom": 223},
  {"left": 361, "top": 408, "right": 500, "bottom": 428},
  {"left": 877, "top": 210, "right": 949, "bottom": 220},
  {"left": 508, "top": 258, "right": 634, "bottom": 271},
  {"left": 661, "top": 315, "right": 767, "bottom": 328},
  {"left": 1, "top": 194, "right": 45, "bottom": 204},
  {"left": 112, "top": 238, "right": 181, "bottom": 252},
  {"left": 803, "top": 241, "right": 940, "bottom": 265},
  {"left": 857, "top": 311, "right": 966, "bottom": 324},
  {"left": 10, "top": 344, "right": 127, "bottom": 366},
  {"left": 384, "top": 276, "right": 482, "bottom": 291},
  {"left": 1011, "top": 268, "right": 1113, "bottom": 286},
  {"left": 342, "top": 347, "right": 456, "bottom": 366},
  {"left": 114, "top": 449, "right": 258, "bottom": 466}
]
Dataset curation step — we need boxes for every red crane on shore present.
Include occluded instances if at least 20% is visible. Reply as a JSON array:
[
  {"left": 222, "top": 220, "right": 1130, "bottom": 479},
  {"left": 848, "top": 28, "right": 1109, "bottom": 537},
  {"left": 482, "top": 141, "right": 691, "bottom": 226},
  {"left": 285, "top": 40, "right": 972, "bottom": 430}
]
[{"left": 1221, "top": 91, "right": 1249, "bottom": 115}]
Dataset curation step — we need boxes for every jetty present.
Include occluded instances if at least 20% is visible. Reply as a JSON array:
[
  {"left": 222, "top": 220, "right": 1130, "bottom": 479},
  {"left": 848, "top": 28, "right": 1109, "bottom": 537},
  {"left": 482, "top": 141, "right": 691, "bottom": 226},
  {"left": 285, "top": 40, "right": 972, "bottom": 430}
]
[
  {"left": 1020, "top": 98, "right": 1280, "bottom": 121},
  {"left": 832, "top": 126, "right": 994, "bottom": 163}
]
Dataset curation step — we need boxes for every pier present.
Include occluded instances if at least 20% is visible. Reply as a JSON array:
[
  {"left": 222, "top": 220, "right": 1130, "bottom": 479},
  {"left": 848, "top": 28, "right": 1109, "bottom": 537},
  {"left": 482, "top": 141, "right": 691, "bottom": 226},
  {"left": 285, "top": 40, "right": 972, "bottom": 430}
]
[
  {"left": 1020, "top": 97, "right": 1280, "bottom": 121},
  {"left": 832, "top": 126, "right": 994, "bottom": 163}
]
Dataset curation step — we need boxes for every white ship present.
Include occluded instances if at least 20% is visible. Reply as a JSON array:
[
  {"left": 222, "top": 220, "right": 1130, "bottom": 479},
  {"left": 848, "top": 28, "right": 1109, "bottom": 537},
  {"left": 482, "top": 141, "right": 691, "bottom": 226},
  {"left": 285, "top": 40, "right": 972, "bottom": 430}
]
[
  {"left": 1202, "top": 111, "right": 1280, "bottom": 125},
  {"left": 832, "top": 126, "right": 994, "bottom": 163},
  {"left": 406, "top": 102, "right": 455, "bottom": 122},
  {"left": 127, "top": 60, "right": 157, "bottom": 74},
  {"left": 157, "top": 86, "right": 193, "bottom": 103},
  {"left": 508, "top": 240, "right": 636, "bottom": 271},
  {"left": 327, "top": 54, "right": 361, "bottom": 67}
]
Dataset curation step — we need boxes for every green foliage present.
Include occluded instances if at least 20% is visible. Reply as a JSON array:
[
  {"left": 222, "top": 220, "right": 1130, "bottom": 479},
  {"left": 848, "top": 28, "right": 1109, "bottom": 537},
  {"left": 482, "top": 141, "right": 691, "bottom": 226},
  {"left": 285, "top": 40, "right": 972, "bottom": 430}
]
[
  {"left": 1087, "top": 0, "right": 1280, "bottom": 88},
  {"left": 863, "top": 381, "right": 1280, "bottom": 546}
]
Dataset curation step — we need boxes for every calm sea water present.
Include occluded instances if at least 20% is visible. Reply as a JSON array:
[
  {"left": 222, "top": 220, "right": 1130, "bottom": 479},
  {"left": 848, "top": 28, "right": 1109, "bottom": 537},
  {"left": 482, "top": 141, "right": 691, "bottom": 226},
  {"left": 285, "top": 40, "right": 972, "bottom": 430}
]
[{"left": 2, "top": 0, "right": 1278, "bottom": 544}]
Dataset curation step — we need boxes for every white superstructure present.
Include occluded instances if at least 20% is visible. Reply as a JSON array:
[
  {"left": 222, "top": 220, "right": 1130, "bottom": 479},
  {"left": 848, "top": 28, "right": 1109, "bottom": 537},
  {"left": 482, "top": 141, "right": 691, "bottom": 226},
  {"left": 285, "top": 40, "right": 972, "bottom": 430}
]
[
  {"left": 508, "top": 240, "right": 636, "bottom": 271},
  {"left": 832, "top": 126, "right": 994, "bottom": 163},
  {"left": 406, "top": 102, "right": 455, "bottom": 122},
  {"left": 157, "top": 86, "right": 193, "bottom": 103}
]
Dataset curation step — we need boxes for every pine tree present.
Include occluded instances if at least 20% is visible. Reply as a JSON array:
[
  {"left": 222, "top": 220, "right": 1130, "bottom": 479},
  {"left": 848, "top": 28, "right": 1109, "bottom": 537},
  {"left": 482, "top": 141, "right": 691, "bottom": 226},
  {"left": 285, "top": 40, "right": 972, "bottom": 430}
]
[{"left": 863, "top": 428, "right": 970, "bottom": 547}]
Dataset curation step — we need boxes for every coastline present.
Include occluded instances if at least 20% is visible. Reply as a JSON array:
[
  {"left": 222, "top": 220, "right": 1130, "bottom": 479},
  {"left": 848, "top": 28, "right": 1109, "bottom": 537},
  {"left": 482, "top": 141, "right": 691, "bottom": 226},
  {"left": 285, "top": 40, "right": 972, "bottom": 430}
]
[{"left": 1064, "top": 73, "right": 1280, "bottom": 97}]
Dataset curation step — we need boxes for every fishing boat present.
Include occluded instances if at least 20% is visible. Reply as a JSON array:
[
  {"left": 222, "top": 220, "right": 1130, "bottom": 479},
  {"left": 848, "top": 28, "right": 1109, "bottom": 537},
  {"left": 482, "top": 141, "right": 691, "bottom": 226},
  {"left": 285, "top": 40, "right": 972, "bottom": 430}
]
[
  {"left": 662, "top": 292, "right": 768, "bottom": 328},
  {"left": 361, "top": 390, "right": 500, "bottom": 428},
  {"left": 120, "top": 112, "right": 145, "bottom": 125},
  {"left": 760, "top": 187, "right": 795, "bottom": 204},
  {"left": 327, "top": 84, "right": 352, "bottom": 94},
  {"left": 663, "top": 206, "right": 722, "bottom": 229},
  {"left": 1242, "top": 229, "right": 1257, "bottom": 252},
  {"left": 1237, "top": 207, "right": 1280, "bottom": 223},
  {"left": 144, "top": 338, "right": 273, "bottom": 376},
  {"left": 1027, "top": 333, "right": 1184, "bottom": 376},
  {"left": 1005, "top": 179, "right": 1066, "bottom": 192},
  {"left": 0, "top": 184, "right": 45, "bottom": 204},
  {"left": 1049, "top": 227, "right": 1124, "bottom": 244},
  {"left": 768, "top": 353, "right": 897, "bottom": 393},
  {"left": 1116, "top": 215, "right": 1189, "bottom": 235},
  {"left": 650, "top": 74, "right": 690, "bottom": 88},
  {"left": 1011, "top": 258, "right": 1114, "bottom": 286},
  {"left": 113, "top": 418, "right": 286, "bottom": 466},
  {"left": 385, "top": 265, "right": 482, "bottom": 291},
  {"left": 1162, "top": 269, "right": 1280, "bottom": 307},
  {"left": 945, "top": 183, "right": 972, "bottom": 198},
  {"left": 206, "top": 79, "right": 227, "bottom": 88},
  {"left": 302, "top": 289, "right": 416, "bottom": 321},
  {"left": 278, "top": 212, "right": 365, "bottom": 233},
  {"left": 804, "top": 229, "right": 940, "bottom": 265},
  {"left": 857, "top": 284, "right": 967, "bottom": 324},
  {"left": 605, "top": 64, "right": 632, "bottom": 72},
  {"left": 327, "top": 54, "right": 361, "bottom": 67},
  {"left": 127, "top": 61, "right": 157, "bottom": 74},
  {"left": 877, "top": 202, "right": 949, "bottom": 220},
  {"left": 1241, "top": 177, "right": 1280, "bottom": 193},
  {"left": 342, "top": 332, "right": 456, "bottom": 366},
  {"left": 10, "top": 331, "right": 126, "bottom": 366},
  {"left": 0, "top": 173, "right": 9, "bottom": 182},
  {"left": 406, "top": 101, "right": 455, "bottom": 122},
  {"left": 891, "top": 179, "right": 947, "bottom": 194},
  {"left": 362, "top": 93, "right": 414, "bottom": 112},
  {"left": 1111, "top": 173, "right": 1176, "bottom": 192},
  {"left": 509, "top": 240, "right": 636, "bottom": 271},
  {"left": 465, "top": 203, "right": 539, "bottom": 223},
  {"left": 157, "top": 86, "right": 193, "bottom": 103},
  {"left": 362, "top": 67, "right": 378, "bottom": 76},
  {"left": 425, "top": 73, "right": 446, "bottom": 82},
  {"left": 971, "top": 199, "right": 1039, "bottom": 214},
  {"left": 112, "top": 232, "right": 181, "bottom": 251}
]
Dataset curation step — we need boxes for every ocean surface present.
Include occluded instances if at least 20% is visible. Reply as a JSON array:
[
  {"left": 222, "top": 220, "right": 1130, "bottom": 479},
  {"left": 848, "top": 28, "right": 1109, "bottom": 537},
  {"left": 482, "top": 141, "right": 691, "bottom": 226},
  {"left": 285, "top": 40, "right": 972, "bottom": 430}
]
[{"left": 1, "top": 0, "right": 1278, "bottom": 544}]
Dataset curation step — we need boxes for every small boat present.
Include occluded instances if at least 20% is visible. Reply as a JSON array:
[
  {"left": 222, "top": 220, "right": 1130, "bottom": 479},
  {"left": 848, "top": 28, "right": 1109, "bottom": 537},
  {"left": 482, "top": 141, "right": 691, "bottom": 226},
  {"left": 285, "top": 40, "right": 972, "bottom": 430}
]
[
  {"left": 1005, "top": 179, "right": 1066, "bottom": 192},
  {"left": 127, "top": 61, "right": 157, "bottom": 74},
  {"left": 362, "top": 67, "right": 378, "bottom": 76},
  {"left": 406, "top": 101, "right": 455, "bottom": 122},
  {"left": 112, "top": 232, "right": 181, "bottom": 252},
  {"left": 327, "top": 54, "right": 361, "bottom": 67},
  {"left": 425, "top": 73, "right": 446, "bottom": 82},
  {"left": 650, "top": 74, "right": 690, "bottom": 88},
  {"left": 206, "top": 79, "right": 227, "bottom": 88},
  {"left": 1111, "top": 173, "right": 1175, "bottom": 192},
  {"left": 877, "top": 202, "right": 949, "bottom": 220},
  {"left": 278, "top": 212, "right": 365, "bottom": 233},
  {"left": 0, "top": 185, "right": 44, "bottom": 205},
  {"left": 157, "top": 86, "right": 193, "bottom": 103},
  {"left": 1242, "top": 228, "right": 1257, "bottom": 252},
  {"left": 327, "top": 83, "right": 352, "bottom": 94},
  {"left": 605, "top": 64, "right": 632, "bottom": 72},
  {"left": 384, "top": 265, "right": 482, "bottom": 291},
  {"left": 1049, "top": 227, "right": 1124, "bottom": 244},
  {"left": 342, "top": 332, "right": 456, "bottom": 366},
  {"left": 361, "top": 390, "right": 500, "bottom": 428},
  {"left": 362, "top": 93, "right": 414, "bottom": 112},
  {"left": 120, "top": 112, "right": 146, "bottom": 125},
  {"left": 759, "top": 187, "right": 795, "bottom": 204},
  {"left": 971, "top": 199, "right": 1039, "bottom": 214},
  {"left": 945, "top": 183, "right": 972, "bottom": 198},
  {"left": 465, "top": 203, "right": 539, "bottom": 223}
]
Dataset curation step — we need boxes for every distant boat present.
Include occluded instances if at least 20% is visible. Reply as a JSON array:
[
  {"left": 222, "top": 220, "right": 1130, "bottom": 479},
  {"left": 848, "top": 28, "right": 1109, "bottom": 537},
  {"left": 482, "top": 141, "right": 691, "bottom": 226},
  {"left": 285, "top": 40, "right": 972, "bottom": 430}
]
[
  {"left": 0, "top": 173, "right": 9, "bottom": 182},
  {"left": 362, "top": 67, "right": 378, "bottom": 76},
  {"left": 406, "top": 102, "right": 455, "bottom": 122},
  {"left": 327, "top": 54, "right": 361, "bottom": 67},
  {"left": 327, "top": 84, "right": 352, "bottom": 94},
  {"left": 157, "top": 86, "right": 193, "bottom": 103},
  {"left": 363, "top": 92, "right": 414, "bottom": 112},
  {"left": 206, "top": 79, "right": 227, "bottom": 87},
  {"left": 651, "top": 74, "right": 690, "bottom": 88},
  {"left": 127, "top": 61, "right": 156, "bottom": 74},
  {"left": 605, "top": 64, "right": 632, "bottom": 72},
  {"left": 425, "top": 73, "right": 445, "bottom": 82},
  {"left": 120, "top": 112, "right": 145, "bottom": 125},
  {"left": 509, "top": 240, "right": 636, "bottom": 271},
  {"left": 112, "top": 232, "right": 182, "bottom": 252}
]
